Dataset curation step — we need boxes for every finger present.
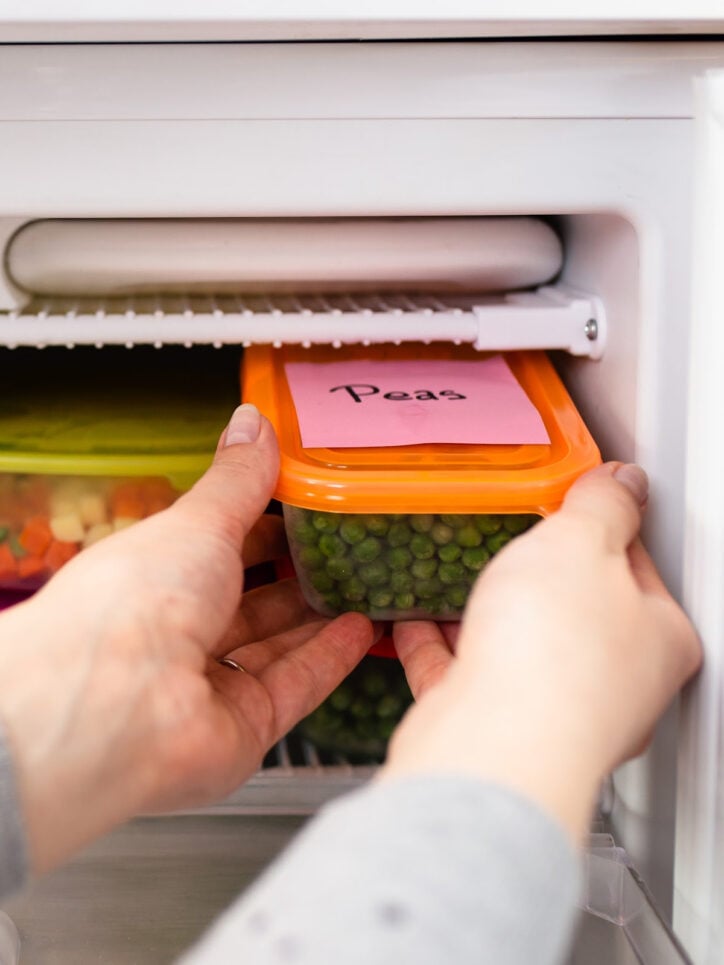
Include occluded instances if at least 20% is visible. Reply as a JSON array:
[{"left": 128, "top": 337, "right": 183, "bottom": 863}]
[
  {"left": 215, "top": 618, "right": 331, "bottom": 675},
  {"left": 627, "top": 539, "right": 672, "bottom": 598},
  {"left": 173, "top": 405, "right": 280, "bottom": 552},
  {"left": 258, "top": 612, "right": 377, "bottom": 738},
  {"left": 557, "top": 462, "right": 648, "bottom": 553},
  {"left": 212, "top": 578, "right": 320, "bottom": 658},
  {"left": 243, "top": 515, "right": 288, "bottom": 568},
  {"left": 393, "top": 621, "right": 454, "bottom": 699}
]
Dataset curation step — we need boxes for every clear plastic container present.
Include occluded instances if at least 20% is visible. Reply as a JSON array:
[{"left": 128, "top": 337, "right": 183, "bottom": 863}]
[
  {"left": 243, "top": 343, "right": 601, "bottom": 621},
  {"left": 0, "top": 347, "right": 238, "bottom": 591}
]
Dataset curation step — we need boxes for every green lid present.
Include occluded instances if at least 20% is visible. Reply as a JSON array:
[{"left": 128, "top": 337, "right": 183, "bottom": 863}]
[{"left": 0, "top": 346, "right": 239, "bottom": 488}]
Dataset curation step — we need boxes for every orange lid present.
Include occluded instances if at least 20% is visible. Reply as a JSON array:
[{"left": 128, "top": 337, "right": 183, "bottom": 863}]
[{"left": 242, "top": 344, "right": 601, "bottom": 515}]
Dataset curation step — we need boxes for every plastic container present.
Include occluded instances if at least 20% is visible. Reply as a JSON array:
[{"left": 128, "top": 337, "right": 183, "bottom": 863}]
[
  {"left": 0, "top": 347, "right": 239, "bottom": 591},
  {"left": 243, "top": 343, "right": 601, "bottom": 621}
]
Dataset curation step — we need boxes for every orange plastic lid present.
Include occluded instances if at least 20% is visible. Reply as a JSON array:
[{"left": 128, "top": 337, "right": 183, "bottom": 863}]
[{"left": 242, "top": 344, "right": 601, "bottom": 515}]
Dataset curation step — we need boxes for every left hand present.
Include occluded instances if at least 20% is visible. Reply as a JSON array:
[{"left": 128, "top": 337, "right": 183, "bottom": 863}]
[{"left": 0, "top": 405, "right": 376, "bottom": 874}]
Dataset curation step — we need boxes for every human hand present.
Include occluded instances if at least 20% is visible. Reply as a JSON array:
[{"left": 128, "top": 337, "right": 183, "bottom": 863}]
[
  {"left": 382, "top": 463, "right": 701, "bottom": 842},
  {"left": 0, "top": 405, "right": 377, "bottom": 874}
]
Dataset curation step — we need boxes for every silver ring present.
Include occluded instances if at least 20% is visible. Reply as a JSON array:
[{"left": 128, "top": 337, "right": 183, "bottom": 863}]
[{"left": 218, "top": 657, "right": 247, "bottom": 673}]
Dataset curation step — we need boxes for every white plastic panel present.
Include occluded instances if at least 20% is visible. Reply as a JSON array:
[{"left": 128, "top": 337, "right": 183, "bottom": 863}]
[
  {"left": 675, "top": 69, "right": 724, "bottom": 965},
  {"left": 0, "top": 2, "right": 723, "bottom": 41}
]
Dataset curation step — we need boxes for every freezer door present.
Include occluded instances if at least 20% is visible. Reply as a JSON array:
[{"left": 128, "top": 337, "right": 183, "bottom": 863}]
[{"left": 676, "top": 68, "right": 724, "bottom": 965}]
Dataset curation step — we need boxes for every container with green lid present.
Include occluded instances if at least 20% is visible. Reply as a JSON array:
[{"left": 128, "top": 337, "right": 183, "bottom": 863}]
[{"left": 0, "top": 347, "right": 239, "bottom": 590}]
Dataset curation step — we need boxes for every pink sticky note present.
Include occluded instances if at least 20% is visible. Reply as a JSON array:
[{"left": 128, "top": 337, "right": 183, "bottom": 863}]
[{"left": 284, "top": 355, "right": 550, "bottom": 448}]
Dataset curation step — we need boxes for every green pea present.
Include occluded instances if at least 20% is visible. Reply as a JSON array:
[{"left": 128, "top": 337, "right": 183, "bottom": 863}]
[
  {"left": 504, "top": 514, "right": 537, "bottom": 534},
  {"left": 439, "top": 561, "right": 466, "bottom": 584},
  {"left": 340, "top": 517, "right": 367, "bottom": 545},
  {"left": 411, "top": 557, "right": 438, "bottom": 580},
  {"left": 410, "top": 533, "right": 435, "bottom": 559},
  {"left": 377, "top": 694, "right": 403, "bottom": 718},
  {"left": 414, "top": 577, "right": 442, "bottom": 599},
  {"left": 358, "top": 560, "right": 390, "bottom": 587},
  {"left": 440, "top": 514, "right": 471, "bottom": 527},
  {"left": 437, "top": 542, "right": 462, "bottom": 563},
  {"left": 379, "top": 720, "right": 396, "bottom": 740},
  {"left": 0, "top": 525, "right": 9, "bottom": 542},
  {"left": 368, "top": 587, "right": 394, "bottom": 609},
  {"left": 7, "top": 535, "right": 25, "bottom": 559},
  {"left": 390, "top": 570, "right": 414, "bottom": 593},
  {"left": 425, "top": 596, "right": 446, "bottom": 616},
  {"left": 385, "top": 546, "right": 413, "bottom": 571},
  {"left": 363, "top": 514, "right": 390, "bottom": 536},
  {"left": 456, "top": 524, "right": 482, "bottom": 548},
  {"left": 394, "top": 592, "right": 416, "bottom": 610},
  {"left": 298, "top": 545, "right": 325, "bottom": 570},
  {"left": 326, "top": 556, "right": 356, "bottom": 581},
  {"left": 362, "top": 672, "right": 388, "bottom": 698},
  {"left": 294, "top": 520, "right": 319, "bottom": 546},
  {"left": 340, "top": 576, "right": 367, "bottom": 602},
  {"left": 310, "top": 570, "right": 336, "bottom": 593},
  {"left": 322, "top": 591, "right": 343, "bottom": 611},
  {"left": 475, "top": 514, "right": 503, "bottom": 535},
  {"left": 388, "top": 522, "right": 412, "bottom": 547},
  {"left": 330, "top": 686, "right": 352, "bottom": 711},
  {"left": 410, "top": 514, "right": 434, "bottom": 533},
  {"left": 431, "top": 522, "right": 455, "bottom": 545},
  {"left": 444, "top": 584, "right": 469, "bottom": 609},
  {"left": 318, "top": 533, "right": 347, "bottom": 558},
  {"left": 352, "top": 536, "right": 382, "bottom": 563},
  {"left": 312, "top": 512, "right": 340, "bottom": 534},
  {"left": 462, "top": 546, "right": 491, "bottom": 571},
  {"left": 350, "top": 698, "right": 373, "bottom": 719},
  {"left": 486, "top": 530, "right": 513, "bottom": 554}
]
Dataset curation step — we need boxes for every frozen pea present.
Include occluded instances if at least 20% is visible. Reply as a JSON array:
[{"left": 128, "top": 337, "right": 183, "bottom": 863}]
[
  {"left": 312, "top": 512, "right": 340, "bottom": 534},
  {"left": 0, "top": 525, "right": 9, "bottom": 542},
  {"left": 503, "top": 514, "right": 532, "bottom": 535},
  {"left": 410, "top": 533, "right": 436, "bottom": 559},
  {"left": 363, "top": 514, "right": 390, "bottom": 536},
  {"left": 439, "top": 561, "right": 467, "bottom": 584},
  {"left": 456, "top": 524, "right": 482, "bottom": 548},
  {"left": 462, "top": 546, "right": 491, "bottom": 571},
  {"left": 358, "top": 560, "right": 390, "bottom": 587},
  {"left": 385, "top": 546, "right": 413, "bottom": 571},
  {"left": 425, "top": 596, "right": 446, "bottom": 616},
  {"left": 431, "top": 522, "right": 455, "bottom": 545},
  {"left": 377, "top": 694, "right": 403, "bottom": 718},
  {"left": 410, "top": 514, "right": 434, "bottom": 533},
  {"left": 475, "top": 514, "right": 503, "bottom": 535},
  {"left": 368, "top": 587, "right": 394, "bottom": 609},
  {"left": 310, "top": 570, "right": 336, "bottom": 593},
  {"left": 388, "top": 522, "right": 413, "bottom": 547},
  {"left": 326, "top": 556, "right": 356, "bottom": 581},
  {"left": 298, "top": 545, "right": 325, "bottom": 570},
  {"left": 444, "top": 584, "right": 469, "bottom": 609},
  {"left": 318, "top": 533, "right": 347, "bottom": 558},
  {"left": 411, "top": 557, "right": 438, "bottom": 580},
  {"left": 486, "top": 530, "right": 513, "bottom": 554},
  {"left": 394, "top": 592, "right": 416, "bottom": 610},
  {"left": 322, "top": 591, "right": 343, "bottom": 611},
  {"left": 352, "top": 536, "right": 383, "bottom": 563},
  {"left": 414, "top": 577, "right": 442, "bottom": 599},
  {"left": 294, "top": 520, "right": 319, "bottom": 546},
  {"left": 350, "top": 698, "right": 373, "bottom": 719},
  {"left": 390, "top": 570, "right": 414, "bottom": 593},
  {"left": 379, "top": 719, "right": 396, "bottom": 740},
  {"left": 340, "top": 517, "right": 367, "bottom": 544},
  {"left": 438, "top": 542, "right": 462, "bottom": 563},
  {"left": 362, "top": 671, "right": 388, "bottom": 698},
  {"left": 440, "top": 514, "right": 471, "bottom": 527},
  {"left": 340, "top": 576, "right": 367, "bottom": 602},
  {"left": 330, "top": 686, "right": 352, "bottom": 711}
]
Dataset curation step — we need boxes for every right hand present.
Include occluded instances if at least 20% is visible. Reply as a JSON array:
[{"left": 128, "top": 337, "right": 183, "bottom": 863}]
[{"left": 382, "top": 462, "right": 702, "bottom": 842}]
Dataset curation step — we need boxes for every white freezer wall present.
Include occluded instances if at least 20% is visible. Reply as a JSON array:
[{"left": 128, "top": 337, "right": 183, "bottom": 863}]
[{"left": 0, "top": 39, "right": 719, "bottom": 945}]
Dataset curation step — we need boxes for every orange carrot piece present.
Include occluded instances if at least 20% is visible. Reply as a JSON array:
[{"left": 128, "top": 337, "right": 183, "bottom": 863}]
[
  {"left": 17, "top": 555, "right": 48, "bottom": 580},
  {"left": 44, "top": 540, "right": 80, "bottom": 573},
  {"left": 111, "top": 496, "right": 145, "bottom": 519},
  {"left": 18, "top": 516, "right": 53, "bottom": 556},
  {"left": 0, "top": 544, "right": 17, "bottom": 580}
]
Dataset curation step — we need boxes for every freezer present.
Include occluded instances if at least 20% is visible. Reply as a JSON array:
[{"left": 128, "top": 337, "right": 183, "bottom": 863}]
[{"left": 0, "top": 15, "right": 723, "bottom": 964}]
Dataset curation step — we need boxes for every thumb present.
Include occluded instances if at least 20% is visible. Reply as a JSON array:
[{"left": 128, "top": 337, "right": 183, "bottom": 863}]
[
  {"left": 175, "top": 404, "right": 280, "bottom": 551},
  {"left": 556, "top": 461, "right": 649, "bottom": 553}
]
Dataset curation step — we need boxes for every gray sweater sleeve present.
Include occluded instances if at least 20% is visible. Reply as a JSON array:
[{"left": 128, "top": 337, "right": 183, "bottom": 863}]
[
  {"left": 0, "top": 722, "right": 28, "bottom": 901},
  {"left": 182, "top": 776, "right": 580, "bottom": 965}
]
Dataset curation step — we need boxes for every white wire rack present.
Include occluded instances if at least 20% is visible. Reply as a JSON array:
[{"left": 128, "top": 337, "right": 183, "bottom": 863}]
[{"left": 0, "top": 285, "right": 605, "bottom": 357}]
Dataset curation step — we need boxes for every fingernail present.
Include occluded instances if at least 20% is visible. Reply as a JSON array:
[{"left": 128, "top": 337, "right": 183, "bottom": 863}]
[
  {"left": 614, "top": 463, "right": 649, "bottom": 505},
  {"left": 224, "top": 404, "right": 261, "bottom": 446}
]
